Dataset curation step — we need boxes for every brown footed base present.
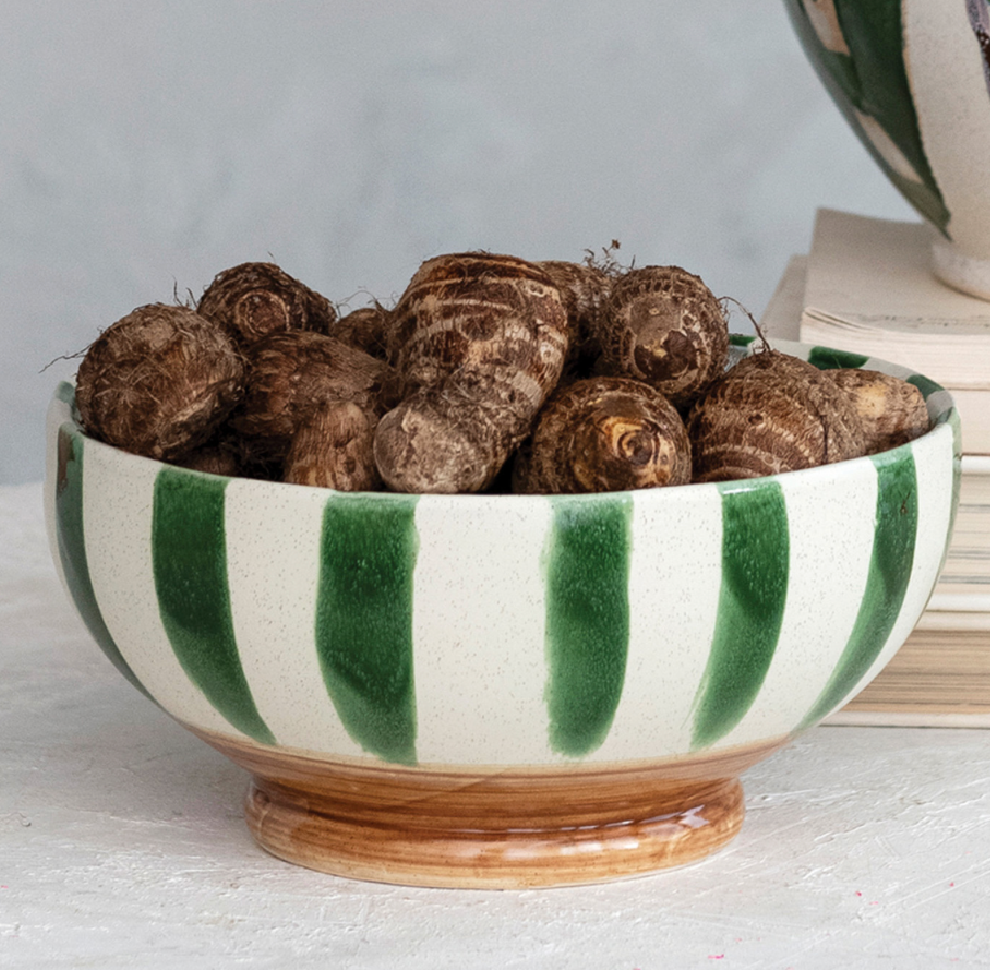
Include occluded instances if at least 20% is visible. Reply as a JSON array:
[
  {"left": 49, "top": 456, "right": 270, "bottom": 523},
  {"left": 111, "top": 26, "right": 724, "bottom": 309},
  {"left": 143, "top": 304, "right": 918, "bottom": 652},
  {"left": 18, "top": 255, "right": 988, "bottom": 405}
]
[
  {"left": 191, "top": 728, "right": 788, "bottom": 889},
  {"left": 244, "top": 774, "right": 745, "bottom": 888}
]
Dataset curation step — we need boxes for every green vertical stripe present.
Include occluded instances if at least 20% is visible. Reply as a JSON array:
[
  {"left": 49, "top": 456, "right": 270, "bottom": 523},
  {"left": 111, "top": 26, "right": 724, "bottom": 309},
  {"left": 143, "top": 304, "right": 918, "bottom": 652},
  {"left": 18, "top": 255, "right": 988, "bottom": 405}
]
[
  {"left": 544, "top": 496, "right": 632, "bottom": 757},
  {"left": 315, "top": 494, "right": 419, "bottom": 765},
  {"left": 54, "top": 425, "right": 156, "bottom": 703},
  {"left": 799, "top": 450, "right": 918, "bottom": 728},
  {"left": 905, "top": 372, "right": 942, "bottom": 401},
  {"left": 56, "top": 380, "right": 76, "bottom": 407},
  {"left": 152, "top": 467, "right": 274, "bottom": 744},
  {"left": 729, "top": 334, "right": 756, "bottom": 348},
  {"left": 691, "top": 481, "right": 789, "bottom": 750},
  {"left": 808, "top": 346, "right": 870, "bottom": 371}
]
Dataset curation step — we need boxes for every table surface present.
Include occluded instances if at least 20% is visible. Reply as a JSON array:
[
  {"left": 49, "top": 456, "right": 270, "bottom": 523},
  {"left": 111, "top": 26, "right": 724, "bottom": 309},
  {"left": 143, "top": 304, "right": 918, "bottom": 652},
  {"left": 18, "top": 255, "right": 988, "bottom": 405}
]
[{"left": 3, "top": 481, "right": 990, "bottom": 970}]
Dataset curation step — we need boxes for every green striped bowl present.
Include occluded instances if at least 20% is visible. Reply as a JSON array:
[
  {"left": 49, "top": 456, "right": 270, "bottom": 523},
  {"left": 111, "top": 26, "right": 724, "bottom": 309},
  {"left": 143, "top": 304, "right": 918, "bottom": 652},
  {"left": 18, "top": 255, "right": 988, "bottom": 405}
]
[
  {"left": 45, "top": 339, "right": 961, "bottom": 884},
  {"left": 45, "top": 338, "right": 960, "bottom": 769}
]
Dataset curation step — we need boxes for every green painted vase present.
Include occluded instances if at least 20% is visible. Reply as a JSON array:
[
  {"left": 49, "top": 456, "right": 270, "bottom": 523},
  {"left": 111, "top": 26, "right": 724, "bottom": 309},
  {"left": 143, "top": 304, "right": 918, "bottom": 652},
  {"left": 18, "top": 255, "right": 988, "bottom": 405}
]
[{"left": 787, "top": 0, "right": 990, "bottom": 298}]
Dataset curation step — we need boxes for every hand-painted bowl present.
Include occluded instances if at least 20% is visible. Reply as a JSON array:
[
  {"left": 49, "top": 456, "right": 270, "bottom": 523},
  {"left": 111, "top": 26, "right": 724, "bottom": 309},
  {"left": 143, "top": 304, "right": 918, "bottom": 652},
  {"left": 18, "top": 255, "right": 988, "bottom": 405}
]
[
  {"left": 45, "top": 337, "right": 960, "bottom": 888},
  {"left": 787, "top": 0, "right": 990, "bottom": 299}
]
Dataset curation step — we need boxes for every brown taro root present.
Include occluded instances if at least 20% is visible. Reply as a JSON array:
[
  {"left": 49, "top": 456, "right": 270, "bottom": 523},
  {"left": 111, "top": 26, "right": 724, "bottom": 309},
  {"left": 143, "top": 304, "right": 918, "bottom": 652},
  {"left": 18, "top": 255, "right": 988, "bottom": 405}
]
[
  {"left": 513, "top": 377, "right": 692, "bottom": 494},
  {"left": 687, "top": 350, "right": 867, "bottom": 482},
  {"left": 824, "top": 368, "right": 930, "bottom": 454},
  {"left": 284, "top": 401, "right": 381, "bottom": 491},
  {"left": 374, "top": 391, "right": 515, "bottom": 494},
  {"left": 598, "top": 265, "right": 729, "bottom": 408},
  {"left": 374, "top": 252, "right": 568, "bottom": 493},
  {"left": 170, "top": 436, "right": 242, "bottom": 477},
  {"left": 332, "top": 304, "right": 392, "bottom": 359},
  {"left": 229, "top": 331, "right": 394, "bottom": 473},
  {"left": 75, "top": 303, "right": 244, "bottom": 460},
  {"left": 536, "top": 260, "right": 611, "bottom": 378},
  {"left": 198, "top": 262, "right": 337, "bottom": 348}
]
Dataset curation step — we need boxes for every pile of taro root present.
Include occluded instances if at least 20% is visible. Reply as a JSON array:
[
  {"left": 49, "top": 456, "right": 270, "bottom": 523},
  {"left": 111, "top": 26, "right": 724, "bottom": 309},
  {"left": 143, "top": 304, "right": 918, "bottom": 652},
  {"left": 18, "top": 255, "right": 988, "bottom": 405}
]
[{"left": 73, "top": 254, "right": 931, "bottom": 494}]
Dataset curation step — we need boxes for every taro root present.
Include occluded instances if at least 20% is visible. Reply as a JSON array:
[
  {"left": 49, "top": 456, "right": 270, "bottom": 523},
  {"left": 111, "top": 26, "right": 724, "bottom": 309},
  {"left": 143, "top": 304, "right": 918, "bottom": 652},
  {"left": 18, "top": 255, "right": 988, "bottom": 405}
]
[
  {"left": 332, "top": 304, "right": 392, "bottom": 359},
  {"left": 374, "top": 252, "right": 568, "bottom": 493},
  {"left": 75, "top": 303, "right": 244, "bottom": 460},
  {"left": 228, "top": 438, "right": 286, "bottom": 482},
  {"left": 375, "top": 390, "right": 524, "bottom": 494},
  {"left": 229, "top": 331, "right": 394, "bottom": 467},
  {"left": 513, "top": 376, "right": 692, "bottom": 494},
  {"left": 687, "top": 350, "right": 867, "bottom": 483},
  {"left": 824, "top": 368, "right": 930, "bottom": 454},
  {"left": 536, "top": 260, "right": 611, "bottom": 379},
  {"left": 284, "top": 401, "right": 381, "bottom": 491},
  {"left": 198, "top": 262, "right": 337, "bottom": 348},
  {"left": 598, "top": 265, "right": 729, "bottom": 408},
  {"left": 170, "top": 437, "right": 242, "bottom": 477}
]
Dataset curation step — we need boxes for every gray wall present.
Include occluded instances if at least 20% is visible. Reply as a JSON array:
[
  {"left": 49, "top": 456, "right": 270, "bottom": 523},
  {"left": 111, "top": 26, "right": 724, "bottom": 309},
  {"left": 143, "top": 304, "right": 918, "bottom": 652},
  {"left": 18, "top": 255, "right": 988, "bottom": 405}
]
[{"left": 1, "top": 1, "right": 915, "bottom": 485}]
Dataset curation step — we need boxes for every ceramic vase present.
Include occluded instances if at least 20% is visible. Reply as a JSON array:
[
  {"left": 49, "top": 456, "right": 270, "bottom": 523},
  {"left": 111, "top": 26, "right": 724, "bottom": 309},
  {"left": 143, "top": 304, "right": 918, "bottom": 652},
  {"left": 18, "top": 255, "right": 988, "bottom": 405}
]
[{"left": 787, "top": 0, "right": 990, "bottom": 299}]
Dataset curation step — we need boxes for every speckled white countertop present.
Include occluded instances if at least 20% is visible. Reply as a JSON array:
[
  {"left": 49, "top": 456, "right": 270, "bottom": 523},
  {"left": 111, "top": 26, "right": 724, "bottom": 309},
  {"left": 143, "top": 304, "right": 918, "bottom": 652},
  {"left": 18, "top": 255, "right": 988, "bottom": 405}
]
[{"left": 3, "top": 481, "right": 989, "bottom": 970}]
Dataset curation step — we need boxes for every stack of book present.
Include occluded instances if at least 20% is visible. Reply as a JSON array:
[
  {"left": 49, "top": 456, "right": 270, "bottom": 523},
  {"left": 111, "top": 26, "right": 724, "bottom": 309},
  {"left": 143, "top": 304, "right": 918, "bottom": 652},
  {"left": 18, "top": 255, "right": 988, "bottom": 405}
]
[{"left": 761, "top": 209, "right": 990, "bottom": 726}]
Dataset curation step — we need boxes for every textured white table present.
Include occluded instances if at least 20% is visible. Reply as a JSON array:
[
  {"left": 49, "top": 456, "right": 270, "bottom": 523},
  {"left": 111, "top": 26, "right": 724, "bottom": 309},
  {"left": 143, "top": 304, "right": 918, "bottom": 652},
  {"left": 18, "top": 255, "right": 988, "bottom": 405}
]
[{"left": 3, "top": 482, "right": 989, "bottom": 970}]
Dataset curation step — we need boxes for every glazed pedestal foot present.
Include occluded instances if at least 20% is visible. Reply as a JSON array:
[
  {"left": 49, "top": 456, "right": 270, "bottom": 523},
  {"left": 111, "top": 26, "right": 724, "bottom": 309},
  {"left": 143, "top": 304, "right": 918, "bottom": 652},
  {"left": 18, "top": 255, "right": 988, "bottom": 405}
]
[
  {"left": 190, "top": 727, "right": 789, "bottom": 889},
  {"left": 244, "top": 773, "right": 745, "bottom": 889}
]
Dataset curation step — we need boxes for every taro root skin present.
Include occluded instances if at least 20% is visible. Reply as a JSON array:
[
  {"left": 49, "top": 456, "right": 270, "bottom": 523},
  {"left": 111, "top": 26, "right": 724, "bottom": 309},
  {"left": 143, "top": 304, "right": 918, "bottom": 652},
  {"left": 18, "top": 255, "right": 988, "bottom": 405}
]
[
  {"left": 75, "top": 303, "right": 245, "bottom": 461},
  {"left": 599, "top": 265, "right": 730, "bottom": 409},
  {"left": 284, "top": 401, "right": 381, "bottom": 492},
  {"left": 536, "top": 259, "right": 611, "bottom": 379},
  {"left": 376, "top": 252, "right": 569, "bottom": 493},
  {"left": 229, "top": 331, "right": 394, "bottom": 462},
  {"left": 170, "top": 437, "right": 242, "bottom": 477},
  {"left": 386, "top": 252, "right": 568, "bottom": 406},
  {"left": 332, "top": 304, "right": 392, "bottom": 360},
  {"left": 198, "top": 261, "right": 337, "bottom": 348},
  {"left": 687, "top": 350, "right": 867, "bottom": 483},
  {"left": 374, "top": 391, "right": 509, "bottom": 494},
  {"left": 513, "top": 376, "right": 693, "bottom": 494},
  {"left": 824, "top": 368, "right": 930, "bottom": 454}
]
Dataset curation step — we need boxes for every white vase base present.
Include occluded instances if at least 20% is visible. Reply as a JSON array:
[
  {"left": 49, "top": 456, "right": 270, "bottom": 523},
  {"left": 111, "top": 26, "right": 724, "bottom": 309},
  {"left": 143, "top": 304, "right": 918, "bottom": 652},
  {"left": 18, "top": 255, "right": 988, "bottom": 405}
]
[{"left": 931, "top": 236, "right": 990, "bottom": 302}]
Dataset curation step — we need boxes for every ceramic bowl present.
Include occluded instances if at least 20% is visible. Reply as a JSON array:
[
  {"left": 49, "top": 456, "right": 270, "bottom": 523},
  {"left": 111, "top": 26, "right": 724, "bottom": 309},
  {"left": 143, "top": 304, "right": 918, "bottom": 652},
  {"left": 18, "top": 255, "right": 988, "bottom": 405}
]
[
  {"left": 787, "top": 0, "right": 990, "bottom": 299},
  {"left": 45, "top": 337, "right": 960, "bottom": 888}
]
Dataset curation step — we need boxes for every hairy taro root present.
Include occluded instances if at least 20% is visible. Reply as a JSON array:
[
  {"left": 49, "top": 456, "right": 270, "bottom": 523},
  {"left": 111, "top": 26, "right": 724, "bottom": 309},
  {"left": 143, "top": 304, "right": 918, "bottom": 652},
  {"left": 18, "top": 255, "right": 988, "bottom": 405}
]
[
  {"left": 198, "top": 261, "right": 337, "bottom": 348},
  {"left": 687, "top": 350, "right": 866, "bottom": 482},
  {"left": 229, "top": 331, "right": 394, "bottom": 487},
  {"left": 332, "top": 304, "right": 392, "bottom": 359},
  {"left": 513, "top": 377, "right": 692, "bottom": 493},
  {"left": 537, "top": 260, "right": 611, "bottom": 379},
  {"left": 75, "top": 303, "right": 244, "bottom": 460},
  {"left": 598, "top": 265, "right": 729, "bottom": 408},
  {"left": 374, "top": 252, "right": 568, "bottom": 493},
  {"left": 284, "top": 401, "right": 381, "bottom": 491},
  {"left": 170, "top": 437, "right": 243, "bottom": 477},
  {"left": 824, "top": 368, "right": 930, "bottom": 454},
  {"left": 77, "top": 253, "right": 925, "bottom": 497}
]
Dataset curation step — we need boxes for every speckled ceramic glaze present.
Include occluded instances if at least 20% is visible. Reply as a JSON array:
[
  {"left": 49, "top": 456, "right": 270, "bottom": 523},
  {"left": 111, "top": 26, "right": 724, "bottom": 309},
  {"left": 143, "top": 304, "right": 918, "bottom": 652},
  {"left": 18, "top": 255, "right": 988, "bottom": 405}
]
[
  {"left": 788, "top": 0, "right": 990, "bottom": 299},
  {"left": 45, "top": 338, "right": 960, "bottom": 887}
]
